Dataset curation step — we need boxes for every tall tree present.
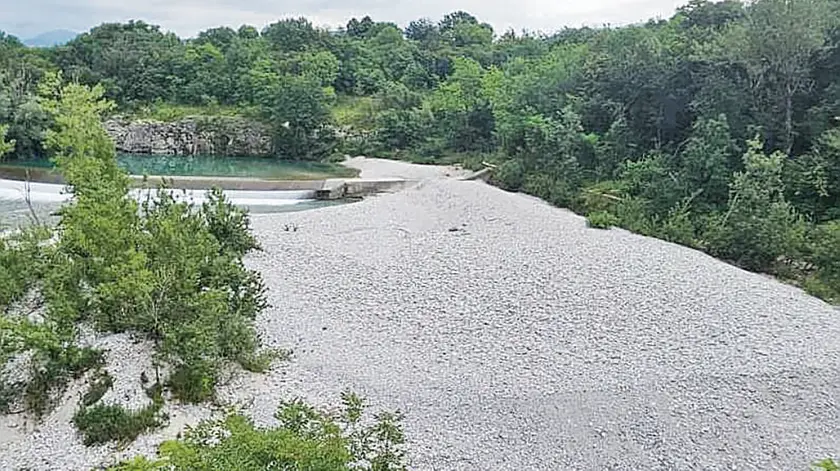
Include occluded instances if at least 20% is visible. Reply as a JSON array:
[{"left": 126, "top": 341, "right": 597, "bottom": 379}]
[{"left": 720, "top": 0, "right": 832, "bottom": 152}]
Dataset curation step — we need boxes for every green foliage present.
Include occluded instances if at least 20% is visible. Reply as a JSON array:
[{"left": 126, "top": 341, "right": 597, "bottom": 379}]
[
  {"left": 73, "top": 397, "right": 165, "bottom": 446},
  {"left": 57, "top": 21, "right": 181, "bottom": 106},
  {"left": 0, "top": 123, "right": 15, "bottom": 157},
  {"left": 813, "top": 459, "right": 840, "bottom": 471},
  {"left": 0, "top": 78, "right": 271, "bottom": 424},
  {"left": 706, "top": 140, "right": 807, "bottom": 271},
  {"left": 107, "top": 393, "right": 406, "bottom": 471},
  {"left": 493, "top": 159, "right": 525, "bottom": 191},
  {"left": 586, "top": 211, "right": 619, "bottom": 229},
  {"left": 805, "top": 220, "right": 840, "bottom": 301},
  {"left": 657, "top": 202, "right": 697, "bottom": 247},
  {"left": 0, "top": 226, "right": 51, "bottom": 309},
  {"left": 0, "top": 314, "right": 105, "bottom": 415},
  {"left": 332, "top": 95, "right": 378, "bottom": 129}
]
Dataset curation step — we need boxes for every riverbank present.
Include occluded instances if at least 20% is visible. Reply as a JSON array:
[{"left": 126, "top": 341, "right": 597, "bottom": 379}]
[{"left": 1, "top": 159, "right": 839, "bottom": 470}]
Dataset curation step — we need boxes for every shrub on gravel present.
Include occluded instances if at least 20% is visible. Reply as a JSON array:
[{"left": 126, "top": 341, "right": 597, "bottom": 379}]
[
  {"left": 73, "top": 388, "right": 166, "bottom": 446},
  {"left": 814, "top": 459, "right": 840, "bottom": 471},
  {"left": 0, "top": 226, "right": 52, "bottom": 311},
  {"left": 106, "top": 392, "right": 407, "bottom": 471},
  {"left": 0, "top": 76, "right": 272, "bottom": 437},
  {"left": 1, "top": 314, "right": 104, "bottom": 416},
  {"left": 37, "top": 77, "right": 270, "bottom": 407}
]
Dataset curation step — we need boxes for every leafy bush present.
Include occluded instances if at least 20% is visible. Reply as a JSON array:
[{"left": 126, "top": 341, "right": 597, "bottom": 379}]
[
  {"left": 586, "top": 211, "right": 619, "bottom": 229},
  {"left": 613, "top": 197, "right": 658, "bottom": 236},
  {"left": 107, "top": 392, "right": 406, "bottom": 471},
  {"left": 705, "top": 140, "right": 807, "bottom": 272},
  {"left": 656, "top": 202, "right": 697, "bottom": 247},
  {"left": 0, "top": 226, "right": 52, "bottom": 310},
  {"left": 1, "top": 314, "right": 105, "bottom": 416},
  {"left": 73, "top": 393, "right": 165, "bottom": 446},
  {"left": 805, "top": 220, "right": 840, "bottom": 301},
  {"left": 493, "top": 159, "right": 525, "bottom": 191},
  {"left": 37, "top": 80, "right": 271, "bottom": 408},
  {"left": 0, "top": 77, "right": 275, "bottom": 427},
  {"left": 814, "top": 459, "right": 840, "bottom": 471}
]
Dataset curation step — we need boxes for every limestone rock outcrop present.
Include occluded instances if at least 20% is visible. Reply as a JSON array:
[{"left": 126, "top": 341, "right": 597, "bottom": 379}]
[{"left": 104, "top": 116, "right": 273, "bottom": 156}]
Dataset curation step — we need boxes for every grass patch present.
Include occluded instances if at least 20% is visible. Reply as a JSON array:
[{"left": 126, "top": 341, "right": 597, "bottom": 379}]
[{"left": 167, "top": 364, "right": 216, "bottom": 404}]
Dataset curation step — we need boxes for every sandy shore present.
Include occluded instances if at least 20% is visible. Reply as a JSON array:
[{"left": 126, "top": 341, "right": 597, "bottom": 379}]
[{"left": 2, "top": 159, "right": 840, "bottom": 470}]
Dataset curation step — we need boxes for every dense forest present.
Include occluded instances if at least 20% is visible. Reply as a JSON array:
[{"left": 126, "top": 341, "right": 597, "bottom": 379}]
[{"left": 1, "top": 0, "right": 839, "bottom": 302}]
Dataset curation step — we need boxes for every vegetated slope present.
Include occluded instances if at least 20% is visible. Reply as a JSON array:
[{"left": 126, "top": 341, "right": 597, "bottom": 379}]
[{"left": 243, "top": 178, "right": 840, "bottom": 470}]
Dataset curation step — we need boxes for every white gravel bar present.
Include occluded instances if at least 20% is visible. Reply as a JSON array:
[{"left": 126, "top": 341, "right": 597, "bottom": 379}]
[
  {"left": 244, "top": 175, "right": 840, "bottom": 470},
  {"left": 1, "top": 159, "right": 839, "bottom": 470}
]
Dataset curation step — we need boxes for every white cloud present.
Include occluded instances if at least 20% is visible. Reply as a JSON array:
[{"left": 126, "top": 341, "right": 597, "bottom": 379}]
[{"left": 0, "top": 0, "right": 686, "bottom": 39}]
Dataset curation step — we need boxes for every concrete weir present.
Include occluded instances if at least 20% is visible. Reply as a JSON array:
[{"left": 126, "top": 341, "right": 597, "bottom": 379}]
[
  {"left": 0, "top": 169, "right": 414, "bottom": 202},
  {"left": 132, "top": 175, "right": 414, "bottom": 199}
]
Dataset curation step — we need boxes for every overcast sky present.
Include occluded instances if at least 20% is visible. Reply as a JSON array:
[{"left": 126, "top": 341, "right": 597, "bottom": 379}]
[{"left": 1, "top": 0, "right": 687, "bottom": 39}]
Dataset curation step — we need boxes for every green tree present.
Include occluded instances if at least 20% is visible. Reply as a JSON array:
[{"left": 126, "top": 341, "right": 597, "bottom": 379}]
[
  {"left": 720, "top": 0, "right": 832, "bottom": 152},
  {"left": 38, "top": 76, "right": 268, "bottom": 405},
  {"left": 57, "top": 21, "right": 181, "bottom": 105},
  {"left": 263, "top": 18, "right": 327, "bottom": 53},
  {"left": 708, "top": 139, "right": 806, "bottom": 271},
  {"left": 426, "top": 57, "right": 495, "bottom": 151},
  {"left": 678, "top": 114, "right": 736, "bottom": 209}
]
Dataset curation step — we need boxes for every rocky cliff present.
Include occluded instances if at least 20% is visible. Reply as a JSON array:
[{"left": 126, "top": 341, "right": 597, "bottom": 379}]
[{"left": 104, "top": 116, "right": 273, "bottom": 156}]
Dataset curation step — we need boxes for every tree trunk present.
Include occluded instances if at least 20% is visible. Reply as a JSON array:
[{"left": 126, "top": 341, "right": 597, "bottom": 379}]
[{"left": 784, "top": 83, "right": 794, "bottom": 155}]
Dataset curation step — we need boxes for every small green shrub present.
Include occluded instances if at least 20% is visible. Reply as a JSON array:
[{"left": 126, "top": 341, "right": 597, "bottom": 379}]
[
  {"left": 493, "top": 159, "right": 525, "bottom": 191},
  {"left": 807, "top": 220, "right": 840, "bottom": 300},
  {"left": 613, "top": 197, "right": 658, "bottom": 236},
  {"left": 656, "top": 202, "right": 697, "bottom": 247},
  {"left": 167, "top": 363, "right": 216, "bottom": 404},
  {"left": 73, "top": 402, "right": 165, "bottom": 446},
  {"left": 107, "top": 392, "right": 406, "bottom": 471},
  {"left": 1, "top": 319, "right": 106, "bottom": 416},
  {"left": 586, "top": 211, "right": 619, "bottom": 229},
  {"left": 73, "top": 386, "right": 166, "bottom": 446},
  {"left": 0, "top": 226, "right": 52, "bottom": 310},
  {"left": 814, "top": 459, "right": 840, "bottom": 471},
  {"left": 238, "top": 348, "right": 291, "bottom": 373}
]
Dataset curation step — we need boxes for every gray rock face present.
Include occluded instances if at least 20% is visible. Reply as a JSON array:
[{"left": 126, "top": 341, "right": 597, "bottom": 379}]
[{"left": 104, "top": 117, "right": 273, "bottom": 156}]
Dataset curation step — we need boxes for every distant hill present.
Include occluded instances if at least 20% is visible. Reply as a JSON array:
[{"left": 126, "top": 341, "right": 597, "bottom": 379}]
[{"left": 23, "top": 29, "right": 78, "bottom": 47}]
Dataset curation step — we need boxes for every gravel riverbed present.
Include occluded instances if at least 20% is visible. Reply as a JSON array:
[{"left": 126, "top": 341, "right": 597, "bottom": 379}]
[
  {"left": 244, "top": 177, "right": 840, "bottom": 470},
  {"left": 1, "top": 161, "right": 839, "bottom": 470}
]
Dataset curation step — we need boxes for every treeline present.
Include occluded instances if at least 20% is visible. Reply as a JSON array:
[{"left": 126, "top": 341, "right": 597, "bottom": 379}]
[{"left": 1, "top": 1, "right": 839, "bottom": 300}]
